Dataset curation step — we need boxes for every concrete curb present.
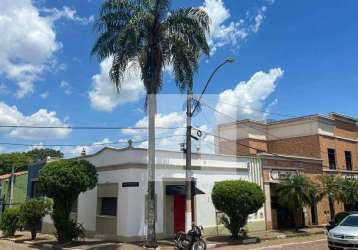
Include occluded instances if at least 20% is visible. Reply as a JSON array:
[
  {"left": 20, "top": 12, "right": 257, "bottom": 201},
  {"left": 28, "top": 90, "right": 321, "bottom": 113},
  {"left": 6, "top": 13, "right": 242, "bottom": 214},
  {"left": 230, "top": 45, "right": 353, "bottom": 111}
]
[{"left": 206, "top": 230, "right": 325, "bottom": 248}]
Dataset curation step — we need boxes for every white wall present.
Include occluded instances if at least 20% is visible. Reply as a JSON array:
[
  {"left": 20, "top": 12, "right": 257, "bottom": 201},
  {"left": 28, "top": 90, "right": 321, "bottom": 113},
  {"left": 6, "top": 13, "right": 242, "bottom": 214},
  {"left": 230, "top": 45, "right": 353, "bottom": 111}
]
[
  {"left": 73, "top": 148, "right": 263, "bottom": 238},
  {"left": 77, "top": 187, "right": 97, "bottom": 232}
]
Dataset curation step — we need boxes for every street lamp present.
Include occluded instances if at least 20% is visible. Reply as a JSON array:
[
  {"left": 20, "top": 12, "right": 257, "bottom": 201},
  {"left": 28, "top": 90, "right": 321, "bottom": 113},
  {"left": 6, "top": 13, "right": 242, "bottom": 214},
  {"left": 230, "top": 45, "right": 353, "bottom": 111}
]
[{"left": 185, "top": 57, "right": 235, "bottom": 232}]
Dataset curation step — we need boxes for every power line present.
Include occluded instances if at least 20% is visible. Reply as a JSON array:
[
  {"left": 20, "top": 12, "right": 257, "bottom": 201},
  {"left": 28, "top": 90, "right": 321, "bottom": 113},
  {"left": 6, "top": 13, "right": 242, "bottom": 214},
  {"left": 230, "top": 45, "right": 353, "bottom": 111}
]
[
  {"left": 200, "top": 130, "right": 267, "bottom": 153},
  {"left": 0, "top": 125, "right": 184, "bottom": 130},
  {"left": 0, "top": 135, "right": 186, "bottom": 148},
  {"left": 197, "top": 96, "right": 296, "bottom": 119}
]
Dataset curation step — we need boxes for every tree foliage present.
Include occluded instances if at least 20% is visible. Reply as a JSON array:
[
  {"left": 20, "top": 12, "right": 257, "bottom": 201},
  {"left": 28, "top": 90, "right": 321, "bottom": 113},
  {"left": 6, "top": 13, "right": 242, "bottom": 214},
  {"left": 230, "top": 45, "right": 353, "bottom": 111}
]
[
  {"left": 0, "top": 148, "right": 64, "bottom": 175},
  {"left": 26, "top": 148, "right": 64, "bottom": 162},
  {"left": 318, "top": 174, "right": 345, "bottom": 219},
  {"left": 277, "top": 175, "right": 315, "bottom": 230},
  {"left": 20, "top": 198, "right": 52, "bottom": 240},
  {"left": 212, "top": 180, "right": 265, "bottom": 239},
  {"left": 340, "top": 179, "right": 358, "bottom": 205},
  {"left": 0, "top": 152, "right": 31, "bottom": 175},
  {"left": 0, "top": 207, "right": 22, "bottom": 237},
  {"left": 38, "top": 159, "right": 97, "bottom": 243},
  {"left": 92, "top": 0, "right": 210, "bottom": 94}
]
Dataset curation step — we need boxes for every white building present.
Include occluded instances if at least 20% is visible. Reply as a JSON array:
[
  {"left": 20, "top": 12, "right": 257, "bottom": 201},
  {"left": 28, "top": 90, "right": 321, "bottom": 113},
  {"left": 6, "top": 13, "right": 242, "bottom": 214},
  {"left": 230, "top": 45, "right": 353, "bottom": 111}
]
[{"left": 42, "top": 144, "right": 264, "bottom": 242}]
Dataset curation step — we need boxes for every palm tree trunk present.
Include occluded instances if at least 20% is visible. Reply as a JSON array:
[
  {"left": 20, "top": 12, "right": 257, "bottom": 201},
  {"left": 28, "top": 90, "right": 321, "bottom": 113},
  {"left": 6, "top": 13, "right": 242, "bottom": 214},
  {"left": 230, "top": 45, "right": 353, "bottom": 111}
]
[
  {"left": 294, "top": 208, "right": 299, "bottom": 231},
  {"left": 146, "top": 93, "right": 157, "bottom": 248},
  {"left": 329, "top": 196, "right": 336, "bottom": 220}
]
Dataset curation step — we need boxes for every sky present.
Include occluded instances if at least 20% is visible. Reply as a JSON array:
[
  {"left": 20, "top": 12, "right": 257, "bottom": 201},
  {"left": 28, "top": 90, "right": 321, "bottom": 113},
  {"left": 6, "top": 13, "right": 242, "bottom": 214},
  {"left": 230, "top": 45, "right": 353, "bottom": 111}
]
[{"left": 0, "top": 0, "right": 357, "bottom": 157}]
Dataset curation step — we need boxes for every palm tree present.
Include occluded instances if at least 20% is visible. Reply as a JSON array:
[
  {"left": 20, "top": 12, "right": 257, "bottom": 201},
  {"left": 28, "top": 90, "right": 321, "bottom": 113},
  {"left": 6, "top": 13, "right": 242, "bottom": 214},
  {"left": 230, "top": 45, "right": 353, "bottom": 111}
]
[
  {"left": 276, "top": 175, "right": 315, "bottom": 230},
  {"left": 92, "top": 0, "right": 210, "bottom": 247},
  {"left": 336, "top": 178, "right": 358, "bottom": 211},
  {"left": 318, "top": 175, "right": 344, "bottom": 220}
]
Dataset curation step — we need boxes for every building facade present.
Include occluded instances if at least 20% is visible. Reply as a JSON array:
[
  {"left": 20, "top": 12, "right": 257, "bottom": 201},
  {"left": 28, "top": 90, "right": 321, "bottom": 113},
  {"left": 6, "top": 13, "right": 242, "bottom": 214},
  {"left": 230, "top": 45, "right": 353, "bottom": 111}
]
[
  {"left": 217, "top": 112, "right": 358, "bottom": 229},
  {"left": 41, "top": 146, "right": 264, "bottom": 241}
]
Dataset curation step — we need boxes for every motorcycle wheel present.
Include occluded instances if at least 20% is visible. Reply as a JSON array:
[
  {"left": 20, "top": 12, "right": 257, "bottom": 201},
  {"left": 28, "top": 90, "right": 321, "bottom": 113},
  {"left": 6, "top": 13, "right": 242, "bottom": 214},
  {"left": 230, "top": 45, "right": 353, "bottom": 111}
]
[{"left": 191, "top": 240, "right": 207, "bottom": 250}]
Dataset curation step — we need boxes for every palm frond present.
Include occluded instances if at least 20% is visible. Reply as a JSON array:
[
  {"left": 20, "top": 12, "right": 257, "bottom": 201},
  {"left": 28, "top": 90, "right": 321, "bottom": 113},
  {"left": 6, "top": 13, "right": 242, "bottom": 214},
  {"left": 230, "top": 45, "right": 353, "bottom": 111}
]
[{"left": 165, "top": 7, "right": 210, "bottom": 55}]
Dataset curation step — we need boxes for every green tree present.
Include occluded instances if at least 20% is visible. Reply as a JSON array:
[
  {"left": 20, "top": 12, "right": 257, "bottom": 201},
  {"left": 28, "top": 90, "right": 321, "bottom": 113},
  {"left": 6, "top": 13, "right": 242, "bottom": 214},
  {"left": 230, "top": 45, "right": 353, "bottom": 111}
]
[
  {"left": 0, "top": 207, "right": 22, "bottom": 237},
  {"left": 212, "top": 180, "right": 265, "bottom": 239},
  {"left": 277, "top": 175, "right": 315, "bottom": 230},
  {"left": 20, "top": 198, "right": 52, "bottom": 240},
  {"left": 0, "top": 149, "right": 64, "bottom": 175},
  {"left": 338, "top": 178, "right": 358, "bottom": 210},
  {"left": 26, "top": 148, "right": 64, "bottom": 162},
  {"left": 38, "top": 159, "right": 97, "bottom": 243},
  {"left": 0, "top": 152, "right": 31, "bottom": 175},
  {"left": 318, "top": 174, "right": 344, "bottom": 220},
  {"left": 92, "top": 0, "right": 210, "bottom": 246}
]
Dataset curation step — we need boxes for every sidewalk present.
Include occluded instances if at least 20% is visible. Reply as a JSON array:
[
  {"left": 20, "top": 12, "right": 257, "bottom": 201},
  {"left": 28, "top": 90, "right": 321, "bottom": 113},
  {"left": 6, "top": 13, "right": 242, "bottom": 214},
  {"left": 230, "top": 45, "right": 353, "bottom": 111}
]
[
  {"left": 204, "top": 226, "right": 325, "bottom": 248},
  {"left": 0, "top": 227, "right": 325, "bottom": 250}
]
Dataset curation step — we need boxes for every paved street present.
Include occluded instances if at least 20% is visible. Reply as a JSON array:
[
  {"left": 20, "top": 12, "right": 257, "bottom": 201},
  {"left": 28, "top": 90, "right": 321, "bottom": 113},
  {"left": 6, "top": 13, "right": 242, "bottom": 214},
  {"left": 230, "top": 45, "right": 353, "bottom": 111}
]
[
  {"left": 218, "top": 234, "right": 328, "bottom": 250},
  {"left": 0, "top": 234, "right": 328, "bottom": 250}
]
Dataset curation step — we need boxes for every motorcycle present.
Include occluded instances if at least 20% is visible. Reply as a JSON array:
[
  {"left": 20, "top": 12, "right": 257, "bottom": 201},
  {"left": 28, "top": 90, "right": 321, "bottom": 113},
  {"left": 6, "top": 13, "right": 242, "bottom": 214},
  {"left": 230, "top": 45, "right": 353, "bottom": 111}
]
[{"left": 174, "top": 224, "right": 207, "bottom": 250}]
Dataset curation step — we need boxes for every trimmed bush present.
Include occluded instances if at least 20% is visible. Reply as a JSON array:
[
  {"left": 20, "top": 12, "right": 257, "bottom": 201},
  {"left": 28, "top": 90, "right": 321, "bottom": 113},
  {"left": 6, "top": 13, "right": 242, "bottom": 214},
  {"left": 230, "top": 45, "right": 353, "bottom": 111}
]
[
  {"left": 212, "top": 180, "right": 265, "bottom": 239},
  {"left": 0, "top": 207, "right": 22, "bottom": 237},
  {"left": 38, "top": 159, "right": 97, "bottom": 243},
  {"left": 20, "top": 198, "right": 52, "bottom": 240}
]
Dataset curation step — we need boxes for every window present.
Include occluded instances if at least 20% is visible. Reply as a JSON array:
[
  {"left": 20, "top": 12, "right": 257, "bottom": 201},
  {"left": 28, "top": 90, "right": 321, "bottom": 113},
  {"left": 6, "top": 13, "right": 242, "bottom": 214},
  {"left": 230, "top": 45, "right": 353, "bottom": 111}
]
[
  {"left": 100, "top": 197, "right": 117, "bottom": 216},
  {"left": 345, "top": 151, "right": 352, "bottom": 171},
  {"left": 328, "top": 148, "right": 336, "bottom": 169}
]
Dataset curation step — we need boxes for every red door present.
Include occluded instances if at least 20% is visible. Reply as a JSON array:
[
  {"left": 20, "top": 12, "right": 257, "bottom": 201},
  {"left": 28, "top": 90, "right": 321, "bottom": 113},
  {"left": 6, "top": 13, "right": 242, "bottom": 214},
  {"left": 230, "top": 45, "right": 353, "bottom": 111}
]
[{"left": 174, "top": 196, "right": 185, "bottom": 233}]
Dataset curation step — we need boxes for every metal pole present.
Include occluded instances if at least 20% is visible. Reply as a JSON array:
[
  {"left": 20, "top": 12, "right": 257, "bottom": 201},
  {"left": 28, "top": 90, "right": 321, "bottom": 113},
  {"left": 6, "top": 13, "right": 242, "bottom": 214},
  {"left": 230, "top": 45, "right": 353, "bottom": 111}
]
[
  {"left": 185, "top": 89, "right": 193, "bottom": 232},
  {"left": 184, "top": 57, "right": 235, "bottom": 232},
  {"left": 9, "top": 165, "right": 14, "bottom": 208}
]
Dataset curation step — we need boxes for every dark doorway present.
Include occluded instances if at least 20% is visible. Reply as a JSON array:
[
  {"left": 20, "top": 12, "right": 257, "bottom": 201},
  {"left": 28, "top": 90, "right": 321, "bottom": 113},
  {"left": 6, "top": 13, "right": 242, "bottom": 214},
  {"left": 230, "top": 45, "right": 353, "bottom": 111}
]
[
  {"left": 311, "top": 201, "right": 318, "bottom": 225},
  {"left": 277, "top": 205, "right": 295, "bottom": 228},
  {"left": 271, "top": 195, "right": 295, "bottom": 229},
  {"left": 174, "top": 196, "right": 185, "bottom": 233}
]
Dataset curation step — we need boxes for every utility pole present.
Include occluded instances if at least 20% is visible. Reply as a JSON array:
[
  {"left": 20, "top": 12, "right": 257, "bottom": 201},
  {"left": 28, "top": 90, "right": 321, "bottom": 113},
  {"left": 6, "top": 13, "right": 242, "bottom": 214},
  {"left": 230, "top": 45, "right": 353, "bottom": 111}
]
[
  {"left": 184, "top": 57, "right": 235, "bottom": 232},
  {"left": 9, "top": 165, "right": 15, "bottom": 208},
  {"left": 185, "top": 89, "right": 193, "bottom": 232}
]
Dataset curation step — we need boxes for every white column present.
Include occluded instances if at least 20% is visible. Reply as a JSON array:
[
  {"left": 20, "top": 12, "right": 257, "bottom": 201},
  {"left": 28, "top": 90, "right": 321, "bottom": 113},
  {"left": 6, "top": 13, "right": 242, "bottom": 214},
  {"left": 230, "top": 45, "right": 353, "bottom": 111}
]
[{"left": 264, "top": 183, "right": 272, "bottom": 229}]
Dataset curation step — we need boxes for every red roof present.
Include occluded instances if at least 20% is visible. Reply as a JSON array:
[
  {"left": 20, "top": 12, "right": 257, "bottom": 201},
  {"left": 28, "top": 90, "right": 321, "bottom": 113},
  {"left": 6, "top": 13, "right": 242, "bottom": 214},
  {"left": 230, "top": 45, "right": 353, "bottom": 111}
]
[{"left": 0, "top": 171, "right": 27, "bottom": 181}]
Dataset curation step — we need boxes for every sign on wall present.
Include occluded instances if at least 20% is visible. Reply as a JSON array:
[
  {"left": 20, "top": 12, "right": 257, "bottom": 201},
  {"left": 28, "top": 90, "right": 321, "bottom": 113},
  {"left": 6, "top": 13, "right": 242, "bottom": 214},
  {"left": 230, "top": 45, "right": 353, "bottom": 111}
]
[
  {"left": 122, "top": 182, "right": 139, "bottom": 187},
  {"left": 270, "top": 170, "right": 298, "bottom": 181},
  {"left": 344, "top": 174, "right": 358, "bottom": 180}
]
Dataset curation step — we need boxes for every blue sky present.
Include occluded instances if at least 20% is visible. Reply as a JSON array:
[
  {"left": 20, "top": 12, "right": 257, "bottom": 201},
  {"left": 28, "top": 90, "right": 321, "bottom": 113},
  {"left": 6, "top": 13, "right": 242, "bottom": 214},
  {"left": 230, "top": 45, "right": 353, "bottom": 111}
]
[{"left": 0, "top": 0, "right": 357, "bottom": 156}]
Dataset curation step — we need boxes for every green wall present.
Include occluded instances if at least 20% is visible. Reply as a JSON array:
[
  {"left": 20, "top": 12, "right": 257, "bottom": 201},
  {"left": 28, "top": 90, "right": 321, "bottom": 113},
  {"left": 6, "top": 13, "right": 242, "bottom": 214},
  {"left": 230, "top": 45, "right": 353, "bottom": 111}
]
[{"left": 0, "top": 173, "right": 28, "bottom": 207}]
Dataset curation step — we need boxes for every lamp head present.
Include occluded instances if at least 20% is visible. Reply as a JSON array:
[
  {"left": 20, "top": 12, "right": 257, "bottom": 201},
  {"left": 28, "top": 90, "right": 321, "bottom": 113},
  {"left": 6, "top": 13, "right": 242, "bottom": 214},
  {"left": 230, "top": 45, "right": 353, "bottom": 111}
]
[{"left": 225, "top": 57, "right": 235, "bottom": 63}]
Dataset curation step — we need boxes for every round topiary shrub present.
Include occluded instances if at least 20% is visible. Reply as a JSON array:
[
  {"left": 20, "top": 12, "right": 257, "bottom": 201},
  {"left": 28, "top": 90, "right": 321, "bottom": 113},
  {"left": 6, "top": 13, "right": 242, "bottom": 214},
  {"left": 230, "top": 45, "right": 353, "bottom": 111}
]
[
  {"left": 212, "top": 180, "right": 265, "bottom": 239},
  {"left": 0, "top": 207, "right": 22, "bottom": 237},
  {"left": 38, "top": 159, "right": 97, "bottom": 243}
]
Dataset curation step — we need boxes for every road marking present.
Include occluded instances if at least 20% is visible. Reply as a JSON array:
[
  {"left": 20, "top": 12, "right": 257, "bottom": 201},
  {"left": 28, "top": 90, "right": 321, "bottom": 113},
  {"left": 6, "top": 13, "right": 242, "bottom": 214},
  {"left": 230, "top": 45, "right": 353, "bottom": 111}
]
[{"left": 253, "top": 238, "right": 326, "bottom": 250}]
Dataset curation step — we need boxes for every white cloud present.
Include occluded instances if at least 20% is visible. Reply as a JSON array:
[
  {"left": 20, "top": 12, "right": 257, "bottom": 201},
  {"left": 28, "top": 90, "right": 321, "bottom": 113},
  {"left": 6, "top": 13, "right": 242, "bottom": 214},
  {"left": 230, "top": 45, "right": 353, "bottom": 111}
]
[
  {"left": 40, "top": 91, "right": 49, "bottom": 99},
  {"left": 63, "top": 138, "right": 131, "bottom": 157},
  {"left": 252, "top": 6, "right": 267, "bottom": 33},
  {"left": 89, "top": 57, "right": 145, "bottom": 112},
  {"left": 122, "top": 112, "right": 186, "bottom": 151},
  {"left": 201, "top": 0, "right": 272, "bottom": 54},
  {"left": 0, "top": 0, "right": 93, "bottom": 98},
  {"left": 215, "top": 68, "right": 284, "bottom": 122},
  {"left": 63, "top": 138, "right": 112, "bottom": 157},
  {"left": 60, "top": 80, "right": 72, "bottom": 95},
  {"left": 42, "top": 6, "right": 94, "bottom": 25},
  {"left": 0, "top": 102, "right": 71, "bottom": 139}
]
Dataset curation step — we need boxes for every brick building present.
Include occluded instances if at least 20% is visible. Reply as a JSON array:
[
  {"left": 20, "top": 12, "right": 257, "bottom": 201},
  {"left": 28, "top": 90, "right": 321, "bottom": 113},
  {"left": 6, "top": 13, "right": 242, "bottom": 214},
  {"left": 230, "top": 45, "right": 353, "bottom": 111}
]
[{"left": 217, "top": 112, "right": 358, "bottom": 229}]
